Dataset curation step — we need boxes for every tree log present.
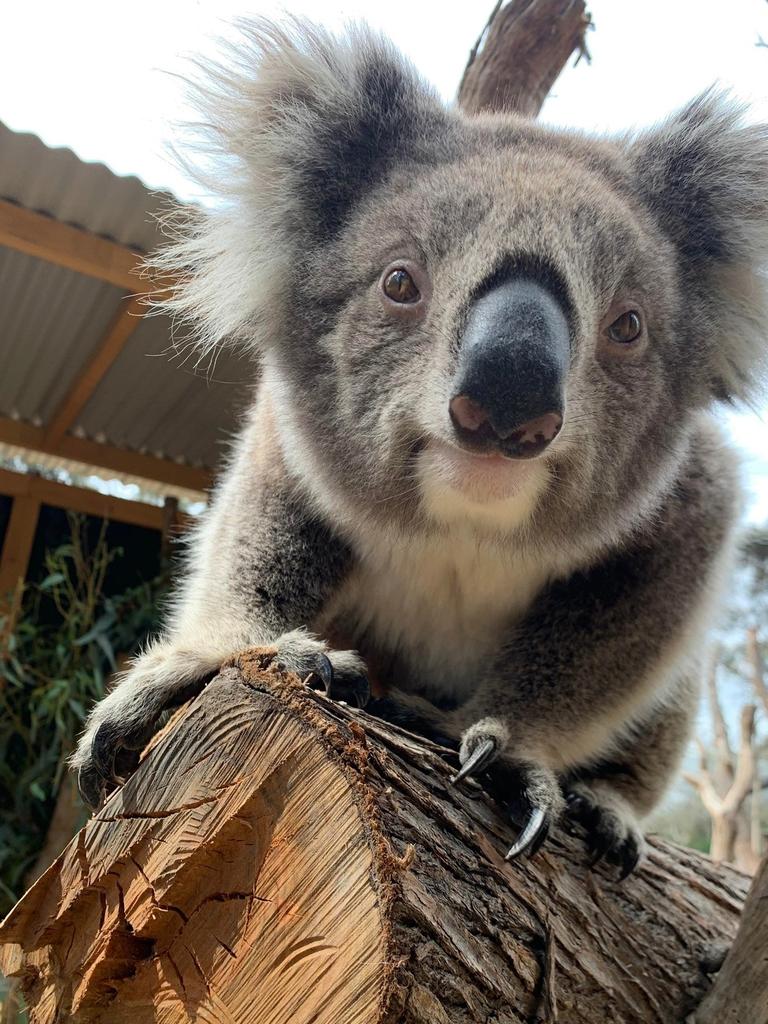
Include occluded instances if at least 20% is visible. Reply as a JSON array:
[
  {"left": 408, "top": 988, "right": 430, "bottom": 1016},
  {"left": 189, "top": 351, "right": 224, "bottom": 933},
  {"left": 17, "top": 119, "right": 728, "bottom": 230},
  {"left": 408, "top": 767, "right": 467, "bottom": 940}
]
[
  {"left": 0, "top": 652, "right": 750, "bottom": 1024},
  {"left": 458, "top": 0, "right": 592, "bottom": 118}
]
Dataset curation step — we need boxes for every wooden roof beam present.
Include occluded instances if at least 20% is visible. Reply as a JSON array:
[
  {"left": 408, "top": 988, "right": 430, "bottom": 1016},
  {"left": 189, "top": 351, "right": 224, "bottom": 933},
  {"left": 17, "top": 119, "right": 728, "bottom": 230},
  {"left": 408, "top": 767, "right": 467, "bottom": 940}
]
[
  {"left": 0, "top": 198, "right": 146, "bottom": 289},
  {"left": 43, "top": 294, "right": 146, "bottom": 449},
  {"left": 0, "top": 416, "right": 212, "bottom": 495},
  {"left": 0, "top": 199, "right": 175, "bottom": 295},
  {"left": 0, "top": 467, "right": 177, "bottom": 532}
]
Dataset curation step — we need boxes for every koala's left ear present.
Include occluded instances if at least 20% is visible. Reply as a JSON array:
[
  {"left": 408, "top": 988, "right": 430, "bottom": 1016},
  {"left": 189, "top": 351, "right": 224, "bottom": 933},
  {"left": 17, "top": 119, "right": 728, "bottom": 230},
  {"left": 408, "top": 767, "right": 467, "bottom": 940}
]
[
  {"left": 630, "top": 91, "right": 768, "bottom": 402},
  {"left": 152, "top": 19, "right": 449, "bottom": 351}
]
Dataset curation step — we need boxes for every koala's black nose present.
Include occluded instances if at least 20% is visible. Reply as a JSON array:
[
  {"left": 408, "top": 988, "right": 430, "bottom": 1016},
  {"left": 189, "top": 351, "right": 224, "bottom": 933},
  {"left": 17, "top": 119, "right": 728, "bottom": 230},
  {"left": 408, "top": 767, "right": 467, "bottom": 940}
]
[{"left": 449, "top": 275, "right": 570, "bottom": 459}]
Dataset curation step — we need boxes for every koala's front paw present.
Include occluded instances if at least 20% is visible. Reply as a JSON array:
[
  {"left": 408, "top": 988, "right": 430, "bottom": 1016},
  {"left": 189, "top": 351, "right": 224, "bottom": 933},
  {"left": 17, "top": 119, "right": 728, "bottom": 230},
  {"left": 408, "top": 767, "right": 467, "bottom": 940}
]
[
  {"left": 453, "top": 718, "right": 562, "bottom": 861},
  {"left": 274, "top": 629, "right": 370, "bottom": 709},
  {"left": 565, "top": 781, "right": 645, "bottom": 879},
  {"left": 72, "top": 650, "right": 215, "bottom": 810}
]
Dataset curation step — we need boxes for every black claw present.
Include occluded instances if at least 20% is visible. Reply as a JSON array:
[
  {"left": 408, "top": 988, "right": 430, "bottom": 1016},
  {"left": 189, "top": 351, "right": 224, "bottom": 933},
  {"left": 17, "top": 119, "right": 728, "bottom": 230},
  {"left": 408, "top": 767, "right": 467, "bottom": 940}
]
[
  {"left": 77, "top": 765, "right": 104, "bottom": 810},
  {"left": 309, "top": 652, "right": 334, "bottom": 695},
  {"left": 505, "top": 806, "right": 549, "bottom": 861},
  {"left": 451, "top": 738, "right": 497, "bottom": 784},
  {"left": 348, "top": 674, "right": 371, "bottom": 709},
  {"left": 91, "top": 722, "right": 120, "bottom": 785},
  {"left": 618, "top": 839, "right": 641, "bottom": 881},
  {"left": 587, "top": 829, "right": 614, "bottom": 867}
]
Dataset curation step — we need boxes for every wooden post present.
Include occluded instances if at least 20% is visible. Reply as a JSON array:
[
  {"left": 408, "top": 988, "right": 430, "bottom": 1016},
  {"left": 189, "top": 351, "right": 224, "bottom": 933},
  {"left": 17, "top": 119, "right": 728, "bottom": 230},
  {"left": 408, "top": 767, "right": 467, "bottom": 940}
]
[
  {"left": 160, "top": 496, "right": 179, "bottom": 562},
  {"left": 0, "top": 493, "right": 41, "bottom": 630},
  {"left": 0, "top": 654, "right": 752, "bottom": 1024}
]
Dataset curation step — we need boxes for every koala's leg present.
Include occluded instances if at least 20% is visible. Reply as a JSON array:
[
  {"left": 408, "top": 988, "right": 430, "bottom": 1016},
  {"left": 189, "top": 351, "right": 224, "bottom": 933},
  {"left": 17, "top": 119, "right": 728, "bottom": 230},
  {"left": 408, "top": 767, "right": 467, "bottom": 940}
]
[
  {"left": 563, "top": 673, "right": 698, "bottom": 878},
  {"left": 73, "top": 417, "right": 364, "bottom": 807}
]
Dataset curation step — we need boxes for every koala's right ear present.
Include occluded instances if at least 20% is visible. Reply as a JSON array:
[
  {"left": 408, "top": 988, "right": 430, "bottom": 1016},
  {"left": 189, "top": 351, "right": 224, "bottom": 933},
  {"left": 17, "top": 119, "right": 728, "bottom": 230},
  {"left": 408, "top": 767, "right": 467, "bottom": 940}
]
[
  {"left": 152, "top": 19, "right": 448, "bottom": 350},
  {"left": 629, "top": 92, "right": 768, "bottom": 404}
]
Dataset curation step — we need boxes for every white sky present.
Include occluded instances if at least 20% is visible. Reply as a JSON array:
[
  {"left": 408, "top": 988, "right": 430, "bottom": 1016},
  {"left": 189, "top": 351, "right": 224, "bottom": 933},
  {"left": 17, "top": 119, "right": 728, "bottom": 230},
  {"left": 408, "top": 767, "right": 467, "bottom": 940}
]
[{"left": 2, "top": 0, "right": 768, "bottom": 523}]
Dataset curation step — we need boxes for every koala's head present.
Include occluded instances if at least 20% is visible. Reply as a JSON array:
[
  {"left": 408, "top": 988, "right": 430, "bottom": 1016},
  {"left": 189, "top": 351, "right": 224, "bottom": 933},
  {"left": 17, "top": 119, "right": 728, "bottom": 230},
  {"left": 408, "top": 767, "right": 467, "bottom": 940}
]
[{"left": 162, "top": 19, "right": 768, "bottom": 552}]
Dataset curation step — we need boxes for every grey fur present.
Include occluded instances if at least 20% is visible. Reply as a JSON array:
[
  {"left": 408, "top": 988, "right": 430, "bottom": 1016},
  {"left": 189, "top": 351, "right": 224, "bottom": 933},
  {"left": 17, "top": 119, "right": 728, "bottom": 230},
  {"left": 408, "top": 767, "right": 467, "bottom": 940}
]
[{"left": 72, "top": 20, "right": 768, "bottom": 869}]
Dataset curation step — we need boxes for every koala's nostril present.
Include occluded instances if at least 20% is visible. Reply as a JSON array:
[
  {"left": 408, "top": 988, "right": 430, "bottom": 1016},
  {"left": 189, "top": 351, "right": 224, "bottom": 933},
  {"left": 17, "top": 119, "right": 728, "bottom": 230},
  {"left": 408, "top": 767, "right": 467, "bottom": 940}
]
[
  {"left": 449, "top": 394, "right": 490, "bottom": 432},
  {"left": 508, "top": 411, "right": 563, "bottom": 449}
]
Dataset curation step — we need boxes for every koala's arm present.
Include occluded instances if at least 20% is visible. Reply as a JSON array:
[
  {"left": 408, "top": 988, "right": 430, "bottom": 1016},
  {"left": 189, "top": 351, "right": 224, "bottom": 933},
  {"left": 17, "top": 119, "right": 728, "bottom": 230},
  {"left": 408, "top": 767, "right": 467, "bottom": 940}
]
[
  {"left": 72, "top": 406, "right": 362, "bottom": 805},
  {"left": 447, "top": 433, "right": 734, "bottom": 865},
  {"left": 559, "top": 673, "right": 698, "bottom": 873}
]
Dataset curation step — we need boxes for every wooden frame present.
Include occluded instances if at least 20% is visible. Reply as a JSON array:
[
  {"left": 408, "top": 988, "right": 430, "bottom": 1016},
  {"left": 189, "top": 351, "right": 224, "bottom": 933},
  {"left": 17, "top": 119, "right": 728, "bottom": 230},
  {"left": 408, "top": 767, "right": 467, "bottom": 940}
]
[
  {"left": 0, "top": 468, "right": 176, "bottom": 532},
  {"left": 0, "top": 493, "right": 41, "bottom": 624},
  {"left": 0, "top": 199, "right": 197, "bottom": 495},
  {"left": 0, "top": 417, "right": 211, "bottom": 495},
  {"left": 0, "top": 466, "right": 189, "bottom": 628},
  {"left": 43, "top": 294, "right": 148, "bottom": 449},
  {"left": 0, "top": 199, "right": 147, "bottom": 290}
]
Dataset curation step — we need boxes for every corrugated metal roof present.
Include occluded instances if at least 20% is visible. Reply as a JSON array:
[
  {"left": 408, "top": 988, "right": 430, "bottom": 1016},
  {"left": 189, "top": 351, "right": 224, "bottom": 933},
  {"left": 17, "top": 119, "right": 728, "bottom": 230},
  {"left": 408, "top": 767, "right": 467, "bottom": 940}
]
[
  {"left": 77, "top": 322, "right": 254, "bottom": 467},
  {"left": 0, "top": 121, "right": 254, "bottom": 485},
  {"left": 0, "top": 122, "right": 169, "bottom": 251},
  {"left": 0, "top": 248, "right": 124, "bottom": 423}
]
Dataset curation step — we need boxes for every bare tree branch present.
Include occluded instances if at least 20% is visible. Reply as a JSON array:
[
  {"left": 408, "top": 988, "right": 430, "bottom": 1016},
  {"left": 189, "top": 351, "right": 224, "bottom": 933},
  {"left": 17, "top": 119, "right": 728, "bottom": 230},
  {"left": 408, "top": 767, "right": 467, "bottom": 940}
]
[
  {"left": 746, "top": 626, "right": 768, "bottom": 716},
  {"left": 722, "top": 705, "right": 757, "bottom": 816},
  {"left": 706, "top": 653, "right": 734, "bottom": 791}
]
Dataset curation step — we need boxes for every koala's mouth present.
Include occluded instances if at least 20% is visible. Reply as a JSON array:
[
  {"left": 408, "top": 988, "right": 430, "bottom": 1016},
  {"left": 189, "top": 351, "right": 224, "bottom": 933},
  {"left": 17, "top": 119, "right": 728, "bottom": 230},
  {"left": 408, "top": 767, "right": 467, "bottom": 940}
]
[{"left": 418, "top": 437, "right": 547, "bottom": 508}]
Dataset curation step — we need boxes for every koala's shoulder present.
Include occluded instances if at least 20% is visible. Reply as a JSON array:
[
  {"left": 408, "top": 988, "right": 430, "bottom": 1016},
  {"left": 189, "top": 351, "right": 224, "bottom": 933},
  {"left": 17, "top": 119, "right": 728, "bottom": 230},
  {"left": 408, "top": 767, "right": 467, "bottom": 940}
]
[{"left": 655, "top": 414, "right": 741, "bottom": 559}]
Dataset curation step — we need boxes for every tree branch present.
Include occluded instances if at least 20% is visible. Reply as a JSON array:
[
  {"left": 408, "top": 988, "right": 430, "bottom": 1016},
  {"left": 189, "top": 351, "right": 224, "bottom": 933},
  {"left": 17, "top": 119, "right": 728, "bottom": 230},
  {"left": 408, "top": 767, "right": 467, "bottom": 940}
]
[
  {"left": 722, "top": 704, "right": 757, "bottom": 816},
  {"left": 457, "top": 0, "right": 592, "bottom": 117},
  {"left": 746, "top": 627, "right": 768, "bottom": 716},
  {"left": 689, "top": 854, "right": 768, "bottom": 1023},
  {"left": 706, "top": 653, "right": 734, "bottom": 791}
]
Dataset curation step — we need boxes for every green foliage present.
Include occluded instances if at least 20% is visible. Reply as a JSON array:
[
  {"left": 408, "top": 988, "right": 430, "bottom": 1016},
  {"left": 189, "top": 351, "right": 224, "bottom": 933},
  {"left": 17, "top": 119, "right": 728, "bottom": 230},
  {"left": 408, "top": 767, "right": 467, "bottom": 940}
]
[{"left": 0, "top": 513, "right": 167, "bottom": 916}]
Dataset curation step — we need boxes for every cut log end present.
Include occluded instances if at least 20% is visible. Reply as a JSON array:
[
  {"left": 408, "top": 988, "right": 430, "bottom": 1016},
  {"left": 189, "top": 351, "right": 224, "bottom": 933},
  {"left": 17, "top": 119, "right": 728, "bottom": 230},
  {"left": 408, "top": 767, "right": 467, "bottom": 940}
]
[{"left": 0, "top": 656, "right": 751, "bottom": 1023}]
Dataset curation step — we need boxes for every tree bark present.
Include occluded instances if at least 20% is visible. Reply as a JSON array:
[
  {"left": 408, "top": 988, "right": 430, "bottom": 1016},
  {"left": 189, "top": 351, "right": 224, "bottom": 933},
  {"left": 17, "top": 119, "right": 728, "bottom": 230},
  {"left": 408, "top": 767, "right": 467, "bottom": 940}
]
[
  {"left": 0, "top": 653, "right": 751, "bottom": 1024},
  {"left": 689, "top": 854, "right": 768, "bottom": 1024},
  {"left": 458, "top": 0, "right": 592, "bottom": 117}
]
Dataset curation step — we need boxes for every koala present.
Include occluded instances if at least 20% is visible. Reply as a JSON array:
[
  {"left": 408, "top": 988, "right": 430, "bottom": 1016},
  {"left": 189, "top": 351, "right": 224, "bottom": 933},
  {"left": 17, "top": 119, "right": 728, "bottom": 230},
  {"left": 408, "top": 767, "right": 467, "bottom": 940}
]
[{"left": 72, "top": 19, "right": 768, "bottom": 877}]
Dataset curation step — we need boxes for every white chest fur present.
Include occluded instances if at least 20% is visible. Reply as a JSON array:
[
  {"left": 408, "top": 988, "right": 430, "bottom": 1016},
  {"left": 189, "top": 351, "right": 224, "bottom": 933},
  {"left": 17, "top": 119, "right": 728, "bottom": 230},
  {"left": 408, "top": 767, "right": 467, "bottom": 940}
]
[{"left": 323, "top": 528, "right": 561, "bottom": 701}]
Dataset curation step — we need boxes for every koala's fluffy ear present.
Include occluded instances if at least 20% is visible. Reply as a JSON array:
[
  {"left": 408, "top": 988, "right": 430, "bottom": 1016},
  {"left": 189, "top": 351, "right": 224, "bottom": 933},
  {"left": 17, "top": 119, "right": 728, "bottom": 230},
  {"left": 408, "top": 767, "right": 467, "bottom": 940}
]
[
  {"left": 153, "top": 19, "right": 447, "bottom": 350},
  {"left": 630, "top": 92, "right": 768, "bottom": 403}
]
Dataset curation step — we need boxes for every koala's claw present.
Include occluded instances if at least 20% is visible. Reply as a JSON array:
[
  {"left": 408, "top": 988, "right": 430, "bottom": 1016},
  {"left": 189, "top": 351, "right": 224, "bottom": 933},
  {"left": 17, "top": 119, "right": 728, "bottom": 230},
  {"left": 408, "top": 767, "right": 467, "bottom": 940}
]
[
  {"left": 565, "top": 787, "right": 644, "bottom": 879},
  {"left": 78, "top": 721, "right": 151, "bottom": 809},
  {"left": 454, "top": 728, "right": 558, "bottom": 862},
  {"left": 505, "top": 805, "right": 550, "bottom": 861},
  {"left": 450, "top": 737, "right": 497, "bottom": 784},
  {"left": 77, "top": 762, "right": 104, "bottom": 810},
  {"left": 306, "top": 656, "right": 370, "bottom": 708},
  {"left": 275, "top": 632, "right": 370, "bottom": 708}
]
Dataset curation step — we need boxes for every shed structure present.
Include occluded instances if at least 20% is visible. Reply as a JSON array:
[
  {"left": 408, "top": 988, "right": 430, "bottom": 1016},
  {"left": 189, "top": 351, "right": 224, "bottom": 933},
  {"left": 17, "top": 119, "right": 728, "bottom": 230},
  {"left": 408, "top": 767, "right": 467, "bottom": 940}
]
[{"left": 0, "top": 122, "right": 251, "bottom": 613}]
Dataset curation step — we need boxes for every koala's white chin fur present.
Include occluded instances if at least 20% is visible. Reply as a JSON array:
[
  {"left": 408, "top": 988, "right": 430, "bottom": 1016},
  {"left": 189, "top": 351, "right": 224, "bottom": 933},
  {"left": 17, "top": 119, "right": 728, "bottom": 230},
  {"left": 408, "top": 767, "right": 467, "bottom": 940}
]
[{"left": 417, "top": 440, "right": 550, "bottom": 532}]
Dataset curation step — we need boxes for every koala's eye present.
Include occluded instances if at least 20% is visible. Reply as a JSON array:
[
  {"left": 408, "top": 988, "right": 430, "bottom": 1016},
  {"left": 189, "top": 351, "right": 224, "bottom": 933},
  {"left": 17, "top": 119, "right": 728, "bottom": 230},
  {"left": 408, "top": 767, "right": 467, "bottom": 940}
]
[
  {"left": 382, "top": 268, "right": 420, "bottom": 304},
  {"left": 606, "top": 310, "right": 643, "bottom": 344}
]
